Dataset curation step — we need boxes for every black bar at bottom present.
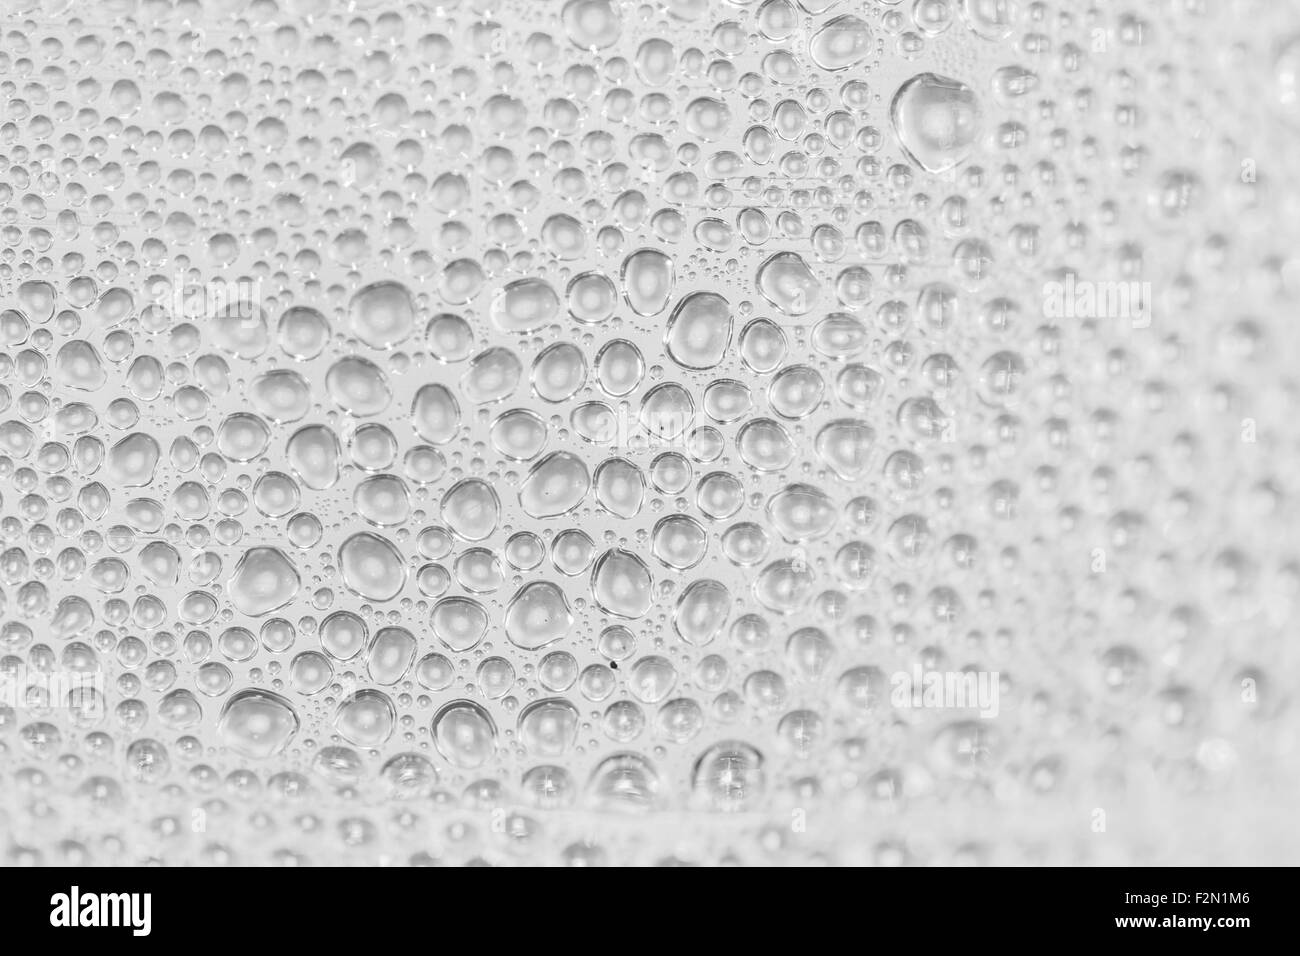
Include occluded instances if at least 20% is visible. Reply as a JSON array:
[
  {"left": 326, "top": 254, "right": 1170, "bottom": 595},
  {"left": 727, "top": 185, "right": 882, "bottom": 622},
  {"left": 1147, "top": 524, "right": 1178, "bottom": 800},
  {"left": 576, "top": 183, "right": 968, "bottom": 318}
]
[{"left": 0, "top": 866, "right": 1282, "bottom": 942}]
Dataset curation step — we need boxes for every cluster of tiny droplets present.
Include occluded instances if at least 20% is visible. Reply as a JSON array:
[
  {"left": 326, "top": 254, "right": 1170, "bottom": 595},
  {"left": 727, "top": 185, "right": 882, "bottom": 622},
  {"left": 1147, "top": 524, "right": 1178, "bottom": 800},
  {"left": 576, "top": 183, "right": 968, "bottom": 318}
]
[{"left": 0, "top": 0, "right": 1297, "bottom": 865}]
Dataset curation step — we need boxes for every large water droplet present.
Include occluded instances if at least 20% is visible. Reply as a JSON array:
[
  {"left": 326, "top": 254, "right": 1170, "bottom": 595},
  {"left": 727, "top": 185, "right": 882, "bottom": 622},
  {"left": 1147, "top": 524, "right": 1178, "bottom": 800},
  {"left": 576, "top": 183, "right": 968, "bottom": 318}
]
[
  {"left": 591, "top": 548, "right": 654, "bottom": 619},
  {"left": 621, "top": 248, "right": 675, "bottom": 316},
  {"left": 349, "top": 280, "right": 415, "bottom": 349},
  {"left": 505, "top": 581, "right": 574, "bottom": 650},
  {"left": 228, "top": 546, "right": 300, "bottom": 616},
  {"left": 432, "top": 700, "right": 497, "bottom": 769},
  {"left": 890, "top": 72, "right": 983, "bottom": 174},
  {"left": 665, "top": 291, "right": 733, "bottom": 370},
  {"left": 218, "top": 689, "right": 300, "bottom": 759},
  {"left": 519, "top": 451, "right": 590, "bottom": 518},
  {"left": 809, "top": 14, "right": 872, "bottom": 71},
  {"left": 338, "top": 532, "right": 406, "bottom": 601},
  {"left": 756, "top": 252, "right": 820, "bottom": 316}
]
